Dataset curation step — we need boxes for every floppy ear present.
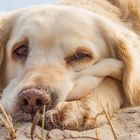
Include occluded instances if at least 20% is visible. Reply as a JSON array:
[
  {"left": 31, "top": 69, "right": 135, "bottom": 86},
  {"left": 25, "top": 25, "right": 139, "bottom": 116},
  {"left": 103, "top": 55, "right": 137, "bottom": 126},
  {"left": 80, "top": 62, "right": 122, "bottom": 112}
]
[
  {"left": 0, "top": 25, "right": 6, "bottom": 90},
  {"left": 96, "top": 16, "right": 140, "bottom": 105},
  {"left": 0, "top": 15, "right": 12, "bottom": 90}
]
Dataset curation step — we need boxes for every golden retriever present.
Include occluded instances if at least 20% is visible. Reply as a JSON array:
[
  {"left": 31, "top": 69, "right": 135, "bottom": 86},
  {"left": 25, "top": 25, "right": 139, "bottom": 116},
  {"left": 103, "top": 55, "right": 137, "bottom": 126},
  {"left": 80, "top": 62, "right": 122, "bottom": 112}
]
[{"left": 0, "top": 0, "right": 140, "bottom": 130}]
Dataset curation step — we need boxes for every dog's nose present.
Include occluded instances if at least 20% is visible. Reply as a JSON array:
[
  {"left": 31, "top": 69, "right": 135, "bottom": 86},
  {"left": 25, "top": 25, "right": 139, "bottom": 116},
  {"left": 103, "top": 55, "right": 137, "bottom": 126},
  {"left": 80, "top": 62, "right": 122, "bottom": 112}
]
[{"left": 19, "top": 88, "right": 51, "bottom": 114}]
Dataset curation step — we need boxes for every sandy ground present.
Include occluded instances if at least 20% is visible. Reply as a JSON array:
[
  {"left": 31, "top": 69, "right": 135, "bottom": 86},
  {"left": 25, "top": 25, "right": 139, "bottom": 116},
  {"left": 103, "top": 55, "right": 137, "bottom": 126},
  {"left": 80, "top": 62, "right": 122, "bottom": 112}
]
[{"left": 0, "top": 107, "right": 140, "bottom": 140}]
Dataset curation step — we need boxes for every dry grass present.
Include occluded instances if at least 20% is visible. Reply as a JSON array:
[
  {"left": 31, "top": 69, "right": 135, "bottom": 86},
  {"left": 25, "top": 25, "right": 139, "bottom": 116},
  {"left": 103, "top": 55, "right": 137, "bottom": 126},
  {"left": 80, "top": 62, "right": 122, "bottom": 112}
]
[
  {"left": 0, "top": 103, "right": 16, "bottom": 139},
  {"left": 41, "top": 105, "right": 46, "bottom": 140},
  {"left": 0, "top": 101, "right": 120, "bottom": 140},
  {"left": 95, "top": 128, "right": 99, "bottom": 140},
  {"left": 31, "top": 110, "right": 40, "bottom": 140},
  {"left": 0, "top": 103, "right": 46, "bottom": 140},
  {"left": 30, "top": 105, "right": 46, "bottom": 140},
  {"left": 100, "top": 102, "right": 118, "bottom": 140}
]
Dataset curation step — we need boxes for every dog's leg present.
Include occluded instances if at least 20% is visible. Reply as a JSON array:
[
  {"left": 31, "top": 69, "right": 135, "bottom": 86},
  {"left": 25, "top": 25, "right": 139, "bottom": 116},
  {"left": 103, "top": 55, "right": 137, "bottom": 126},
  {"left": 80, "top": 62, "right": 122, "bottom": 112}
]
[
  {"left": 76, "top": 58, "right": 123, "bottom": 80},
  {"left": 44, "top": 78, "right": 124, "bottom": 130},
  {"left": 66, "top": 76, "right": 103, "bottom": 101},
  {"left": 66, "top": 58, "right": 123, "bottom": 101}
]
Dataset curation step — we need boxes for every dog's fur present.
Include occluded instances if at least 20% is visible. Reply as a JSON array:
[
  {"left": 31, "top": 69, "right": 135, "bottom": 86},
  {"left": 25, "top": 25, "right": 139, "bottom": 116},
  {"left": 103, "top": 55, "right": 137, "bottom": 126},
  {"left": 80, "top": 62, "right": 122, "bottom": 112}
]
[{"left": 0, "top": 0, "right": 140, "bottom": 130}]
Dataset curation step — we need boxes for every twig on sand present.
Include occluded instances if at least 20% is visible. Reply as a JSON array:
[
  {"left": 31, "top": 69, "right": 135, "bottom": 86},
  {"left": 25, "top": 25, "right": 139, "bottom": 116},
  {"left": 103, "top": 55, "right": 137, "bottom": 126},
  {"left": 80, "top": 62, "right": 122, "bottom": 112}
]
[
  {"left": 100, "top": 102, "right": 118, "bottom": 140},
  {"left": 0, "top": 103, "right": 16, "bottom": 139},
  {"left": 31, "top": 110, "right": 40, "bottom": 140}
]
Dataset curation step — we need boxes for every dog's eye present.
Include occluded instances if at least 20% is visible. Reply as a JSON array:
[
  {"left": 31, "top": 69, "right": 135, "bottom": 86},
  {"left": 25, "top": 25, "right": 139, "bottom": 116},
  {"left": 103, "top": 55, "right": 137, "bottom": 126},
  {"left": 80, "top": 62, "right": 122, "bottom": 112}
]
[
  {"left": 66, "top": 51, "right": 92, "bottom": 64},
  {"left": 14, "top": 44, "right": 28, "bottom": 61},
  {"left": 72, "top": 52, "right": 90, "bottom": 61}
]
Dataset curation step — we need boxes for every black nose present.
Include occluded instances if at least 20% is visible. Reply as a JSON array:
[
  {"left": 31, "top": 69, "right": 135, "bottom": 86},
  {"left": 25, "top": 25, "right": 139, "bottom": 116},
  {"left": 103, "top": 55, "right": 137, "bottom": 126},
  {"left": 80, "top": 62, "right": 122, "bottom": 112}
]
[{"left": 18, "top": 88, "right": 51, "bottom": 114}]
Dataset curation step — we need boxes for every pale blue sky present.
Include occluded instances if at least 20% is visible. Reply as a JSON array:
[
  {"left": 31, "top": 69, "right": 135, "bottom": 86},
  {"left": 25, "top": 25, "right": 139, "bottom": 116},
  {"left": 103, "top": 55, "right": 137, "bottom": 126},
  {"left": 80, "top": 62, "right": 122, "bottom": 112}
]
[{"left": 0, "top": 0, "right": 56, "bottom": 11}]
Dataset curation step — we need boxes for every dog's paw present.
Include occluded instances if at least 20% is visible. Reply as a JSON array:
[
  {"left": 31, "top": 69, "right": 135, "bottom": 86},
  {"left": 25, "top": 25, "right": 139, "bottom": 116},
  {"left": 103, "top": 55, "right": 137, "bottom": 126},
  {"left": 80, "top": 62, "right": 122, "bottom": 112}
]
[
  {"left": 43, "top": 109, "right": 60, "bottom": 130},
  {"left": 43, "top": 98, "right": 108, "bottom": 130},
  {"left": 43, "top": 101, "right": 85, "bottom": 130}
]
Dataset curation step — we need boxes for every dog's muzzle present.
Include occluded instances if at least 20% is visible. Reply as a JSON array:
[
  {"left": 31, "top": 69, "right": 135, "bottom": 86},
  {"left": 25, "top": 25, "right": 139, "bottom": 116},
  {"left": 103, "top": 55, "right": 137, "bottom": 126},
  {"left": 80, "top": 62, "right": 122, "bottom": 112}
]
[{"left": 18, "top": 87, "right": 57, "bottom": 114}]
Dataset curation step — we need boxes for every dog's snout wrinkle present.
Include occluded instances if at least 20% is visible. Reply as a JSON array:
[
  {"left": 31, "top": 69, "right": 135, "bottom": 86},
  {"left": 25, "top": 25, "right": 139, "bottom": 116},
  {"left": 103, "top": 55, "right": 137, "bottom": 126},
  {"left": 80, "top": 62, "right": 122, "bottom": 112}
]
[{"left": 18, "top": 87, "right": 52, "bottom": 114}]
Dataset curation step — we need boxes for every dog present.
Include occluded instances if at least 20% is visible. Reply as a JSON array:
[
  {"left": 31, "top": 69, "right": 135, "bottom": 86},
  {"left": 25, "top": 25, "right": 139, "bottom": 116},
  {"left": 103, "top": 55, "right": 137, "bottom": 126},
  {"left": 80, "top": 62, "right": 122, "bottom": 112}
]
[{"left": 0, "top": 0, "right": 140, "bottom": 130}]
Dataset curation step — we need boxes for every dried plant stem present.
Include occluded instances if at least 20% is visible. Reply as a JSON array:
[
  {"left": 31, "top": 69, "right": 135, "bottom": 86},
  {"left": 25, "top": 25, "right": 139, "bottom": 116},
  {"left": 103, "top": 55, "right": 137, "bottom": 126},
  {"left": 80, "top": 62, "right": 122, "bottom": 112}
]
[
  {"left": 0, "top": 103, "right": 16, "bottom": 139},
  {"left": 65, "top": 136, "right": 98, "bottom": 140},
  {"left": 100, "top": 102, "right": 118, "bottom": 140},
  {"left": 41, "top": 105, "right": 46, "bottom": 140},
  {"left": 95, "top": 128, "right": 99, "bottom": 140},
  {"left": 31, "top": 110, "right": 40, "bottom": 140}
]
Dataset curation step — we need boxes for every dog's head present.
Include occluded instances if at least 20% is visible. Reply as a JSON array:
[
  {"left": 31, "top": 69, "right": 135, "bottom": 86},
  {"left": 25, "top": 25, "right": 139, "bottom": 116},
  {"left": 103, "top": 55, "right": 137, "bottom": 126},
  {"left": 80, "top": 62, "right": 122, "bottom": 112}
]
[{"left": 0, "top": 5, "right": 139, "bottom": 114}]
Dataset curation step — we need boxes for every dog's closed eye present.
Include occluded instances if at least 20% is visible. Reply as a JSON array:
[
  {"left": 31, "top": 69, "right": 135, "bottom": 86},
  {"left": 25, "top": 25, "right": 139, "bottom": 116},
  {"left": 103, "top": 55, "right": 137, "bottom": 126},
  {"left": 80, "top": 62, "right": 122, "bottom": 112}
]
[
  {"left": 65, "top": 47, "right": 93, "bottom": 66},
  {"left": 69, "top": 51, "right": 91, "bottom": 61},
  {"left": 13, "top": 38, "right": 29, "bottom": 61}
]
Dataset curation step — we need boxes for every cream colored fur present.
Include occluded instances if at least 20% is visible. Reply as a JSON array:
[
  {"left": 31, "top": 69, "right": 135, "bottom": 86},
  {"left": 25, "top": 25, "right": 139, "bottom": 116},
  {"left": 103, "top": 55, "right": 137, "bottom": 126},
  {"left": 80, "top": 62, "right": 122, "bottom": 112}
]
[{"left": 0, "top": 0, "right": 140, "bottom": 130}]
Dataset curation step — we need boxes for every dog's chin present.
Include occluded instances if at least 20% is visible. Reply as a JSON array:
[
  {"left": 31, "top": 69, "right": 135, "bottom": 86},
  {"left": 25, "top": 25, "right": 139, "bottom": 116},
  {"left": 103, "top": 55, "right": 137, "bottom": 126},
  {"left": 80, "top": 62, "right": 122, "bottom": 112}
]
[
  {"left": 12, "top": 110, "right": 33, "bottom": 122},
  {"left": 12, "top": 110, "right": 57, "bottom": 130}
]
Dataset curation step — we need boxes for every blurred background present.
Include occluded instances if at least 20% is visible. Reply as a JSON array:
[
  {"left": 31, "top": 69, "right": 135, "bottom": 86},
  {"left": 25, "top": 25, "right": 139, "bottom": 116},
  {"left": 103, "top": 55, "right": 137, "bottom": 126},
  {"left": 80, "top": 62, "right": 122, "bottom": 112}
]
[{"left": 0, "top": 0, "right": 56, "bottom": 11}]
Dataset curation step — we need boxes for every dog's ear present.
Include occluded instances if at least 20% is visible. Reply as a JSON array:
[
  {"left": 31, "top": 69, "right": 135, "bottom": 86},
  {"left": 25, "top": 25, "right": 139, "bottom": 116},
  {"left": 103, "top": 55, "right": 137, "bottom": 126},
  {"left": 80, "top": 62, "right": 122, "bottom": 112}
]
[
  {"left": 96, "top": 16, "right": 140, "bottom": 105},
  {"left": 0, "top": 15, "right": 12, "bottom": 90},
  {"left": 0, "top": 21, "right": 6, "bottom": 90},
  {"left": 98, "top": 18, "right": 140, "bottom": 106}
]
